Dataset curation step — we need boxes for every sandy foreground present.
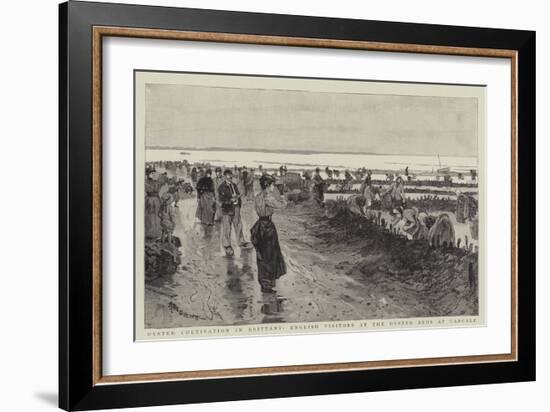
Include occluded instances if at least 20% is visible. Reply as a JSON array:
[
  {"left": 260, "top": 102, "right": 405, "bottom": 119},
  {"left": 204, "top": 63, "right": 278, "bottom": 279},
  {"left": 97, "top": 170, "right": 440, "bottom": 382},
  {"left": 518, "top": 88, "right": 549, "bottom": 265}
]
[{"left": 144, "top": 197, "right": 478, "bottom": 329}]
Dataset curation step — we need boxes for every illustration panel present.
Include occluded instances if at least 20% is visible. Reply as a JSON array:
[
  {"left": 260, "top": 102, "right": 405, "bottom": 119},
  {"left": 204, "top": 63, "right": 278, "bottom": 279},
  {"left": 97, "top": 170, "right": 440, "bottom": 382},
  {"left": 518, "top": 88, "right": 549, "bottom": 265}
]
[{"left": 134, "top": 71, "right": 485, "bottom": 341}]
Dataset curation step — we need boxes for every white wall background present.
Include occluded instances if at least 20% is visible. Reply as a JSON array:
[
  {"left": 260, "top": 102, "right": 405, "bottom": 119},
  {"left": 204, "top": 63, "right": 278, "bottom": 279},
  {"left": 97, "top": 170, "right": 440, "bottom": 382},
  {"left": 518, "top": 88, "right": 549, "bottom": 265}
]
[{"left": 0, "top": 0, "right": 545, "bottom": 411}]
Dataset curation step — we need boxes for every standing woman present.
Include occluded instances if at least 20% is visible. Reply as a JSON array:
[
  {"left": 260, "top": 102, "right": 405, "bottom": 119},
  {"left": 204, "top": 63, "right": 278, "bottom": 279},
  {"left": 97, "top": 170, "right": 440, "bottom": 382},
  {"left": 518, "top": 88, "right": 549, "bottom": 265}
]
[
  {"left": 312, "top": 167, "right": 325, "bottom": 207},
  {"left": 390, "top": 176, "right": 406, "bottom": 208},
  {"left": 195, "top": 169, "right": 216, "bottom": 230},
  {"left": 250, "top": 175, "right": 287, "bottom": 293},
  {"left": 381, "top": 175, "right": 406, "bottom": 210}
]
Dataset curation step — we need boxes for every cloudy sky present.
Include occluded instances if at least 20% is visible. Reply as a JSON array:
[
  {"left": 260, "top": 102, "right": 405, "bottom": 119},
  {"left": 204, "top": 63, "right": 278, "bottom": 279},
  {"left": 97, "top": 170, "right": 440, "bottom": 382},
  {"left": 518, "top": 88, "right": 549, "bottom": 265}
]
[{"left": 145, "top": 83, "right": 479, "bottom": 157}]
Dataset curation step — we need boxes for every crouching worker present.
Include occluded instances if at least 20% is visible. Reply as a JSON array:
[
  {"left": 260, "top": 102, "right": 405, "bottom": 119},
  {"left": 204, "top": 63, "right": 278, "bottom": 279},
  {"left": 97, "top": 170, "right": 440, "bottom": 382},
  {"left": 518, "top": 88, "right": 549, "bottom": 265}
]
[
  {"left": 250, "top": 174, "right": 287, "bottom": 293},
  {"left": 346, "top": 194, "right": 367, "bottom": 216}
]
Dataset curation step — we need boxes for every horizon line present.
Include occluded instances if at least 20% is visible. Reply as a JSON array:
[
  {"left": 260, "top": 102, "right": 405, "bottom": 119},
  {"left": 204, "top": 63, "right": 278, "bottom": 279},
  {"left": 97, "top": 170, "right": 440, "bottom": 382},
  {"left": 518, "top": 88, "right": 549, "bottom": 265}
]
[{"left": 145, "top": 146, "right": 477, "bottom": 158}]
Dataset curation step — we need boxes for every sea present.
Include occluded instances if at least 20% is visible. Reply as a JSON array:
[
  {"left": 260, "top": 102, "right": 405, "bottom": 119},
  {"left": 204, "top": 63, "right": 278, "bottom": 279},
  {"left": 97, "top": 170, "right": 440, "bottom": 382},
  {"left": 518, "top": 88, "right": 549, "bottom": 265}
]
[{"left": 146, "top": 148, "right": 477, "bottom": 175}]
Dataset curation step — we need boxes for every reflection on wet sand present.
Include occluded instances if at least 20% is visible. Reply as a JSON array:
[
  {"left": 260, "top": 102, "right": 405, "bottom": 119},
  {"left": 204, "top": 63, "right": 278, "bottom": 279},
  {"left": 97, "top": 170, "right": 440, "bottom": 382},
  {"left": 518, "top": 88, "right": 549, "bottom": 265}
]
[
  {"left": 224, "top": 252, "right": 286, "bottom": 324},
  {"left": 145, "top": 189, "right": 478, "bottom": 331},
  {"left": 145, "top": 195, "right": 294, "bottom": 328},
  {"left": 260, "top": 293, "right": 286, "bottom": 323},
  {"left": 224, "top": 254, "right": 251, "bottom": 322}
]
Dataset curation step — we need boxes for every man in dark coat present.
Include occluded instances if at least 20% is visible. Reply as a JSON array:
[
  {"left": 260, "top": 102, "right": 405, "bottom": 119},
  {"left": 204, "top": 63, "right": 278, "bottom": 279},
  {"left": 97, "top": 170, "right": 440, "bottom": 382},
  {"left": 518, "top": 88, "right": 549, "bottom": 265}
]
[{"left": 218, "top": 169, "right": 250, "bottom": 256}]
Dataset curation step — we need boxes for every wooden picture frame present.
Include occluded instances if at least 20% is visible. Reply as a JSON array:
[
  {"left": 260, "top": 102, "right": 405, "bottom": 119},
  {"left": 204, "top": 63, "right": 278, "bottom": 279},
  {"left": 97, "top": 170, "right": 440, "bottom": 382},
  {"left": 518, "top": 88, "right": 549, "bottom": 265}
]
[{"left": 59, "top": 1, "right": 535, "bottom": 410}]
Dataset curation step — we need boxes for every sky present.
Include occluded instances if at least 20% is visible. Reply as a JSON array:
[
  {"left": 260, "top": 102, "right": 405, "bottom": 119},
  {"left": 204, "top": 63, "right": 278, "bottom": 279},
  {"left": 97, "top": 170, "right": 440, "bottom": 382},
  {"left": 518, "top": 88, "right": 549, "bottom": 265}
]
[{"left": 145, "top": 83, "right": 479, "bottom": 157}]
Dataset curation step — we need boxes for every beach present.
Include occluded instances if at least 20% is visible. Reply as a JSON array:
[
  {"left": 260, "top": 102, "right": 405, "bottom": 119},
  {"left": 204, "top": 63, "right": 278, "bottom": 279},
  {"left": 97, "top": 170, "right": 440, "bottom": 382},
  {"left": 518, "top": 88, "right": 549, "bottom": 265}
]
[{"left": 144, "top": 196, "right": 478, "bottom": 329}]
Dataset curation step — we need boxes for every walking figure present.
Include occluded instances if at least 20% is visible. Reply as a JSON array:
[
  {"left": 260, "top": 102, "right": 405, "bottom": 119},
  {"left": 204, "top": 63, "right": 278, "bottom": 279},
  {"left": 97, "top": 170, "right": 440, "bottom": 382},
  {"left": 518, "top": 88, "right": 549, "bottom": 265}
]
[
  {"left": 218, "top": 169, "right": 251, "bottom": 256},
  {"left": 250, "top": 175, "right": 287, "bottom": 293},
  {"left": 195, "top": 169, "right": 216, "bottom": 236}
]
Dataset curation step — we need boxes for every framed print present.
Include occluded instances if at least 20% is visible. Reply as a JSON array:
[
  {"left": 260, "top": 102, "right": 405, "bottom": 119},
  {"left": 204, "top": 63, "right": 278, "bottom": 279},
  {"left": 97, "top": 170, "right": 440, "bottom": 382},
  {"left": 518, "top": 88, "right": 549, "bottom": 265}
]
[
  {"left": 133, "top": 72, "right": 488, "bottom": 341},
  {"left": 59, "top": 1, "right": 535, "bottom": 410}
]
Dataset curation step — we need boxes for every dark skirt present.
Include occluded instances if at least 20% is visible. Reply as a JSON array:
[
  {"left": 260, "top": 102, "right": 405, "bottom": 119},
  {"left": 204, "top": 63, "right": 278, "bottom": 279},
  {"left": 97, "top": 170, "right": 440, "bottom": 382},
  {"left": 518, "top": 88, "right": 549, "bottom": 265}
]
[
  {"left": 196, "top": 192, "right": 215, "bottom": 225},
  {"left": 250, "top": 217, "right": 286, "bottom": 290}
]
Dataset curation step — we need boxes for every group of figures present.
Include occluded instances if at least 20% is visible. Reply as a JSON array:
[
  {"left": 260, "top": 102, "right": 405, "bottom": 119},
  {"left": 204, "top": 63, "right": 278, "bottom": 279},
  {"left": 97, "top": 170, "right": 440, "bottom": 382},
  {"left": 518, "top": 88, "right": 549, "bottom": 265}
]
[
  {"left": 193, "top": 167, "right": 290, "bottom": 293},
  {"left": 196, "top": 167, "right": 292, "bottom": 292},
  {"left": 145, "top": 163, "right": 290, "bottom": 294},
  {"left": 145, "top": 168, "right": 192, "bottom": 242},
  {"left": 145, "top": 160, "right": 478, "bottom": 293},
  {"left": 191, "top": 165, "right": 421, "bottom": 292},
  {"left": 326, "top": 176, "right": 479, "bottom": 252},
  {"left": 311, "top": 168, "right": 406, "bottom": 210}
]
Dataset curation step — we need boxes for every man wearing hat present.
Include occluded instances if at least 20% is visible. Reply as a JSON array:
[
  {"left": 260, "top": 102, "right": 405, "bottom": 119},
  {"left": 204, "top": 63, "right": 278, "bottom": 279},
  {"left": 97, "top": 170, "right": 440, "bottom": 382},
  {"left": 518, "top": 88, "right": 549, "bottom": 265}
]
[{"left": 218, "top": 169, "right": 250, "bottom": 256}]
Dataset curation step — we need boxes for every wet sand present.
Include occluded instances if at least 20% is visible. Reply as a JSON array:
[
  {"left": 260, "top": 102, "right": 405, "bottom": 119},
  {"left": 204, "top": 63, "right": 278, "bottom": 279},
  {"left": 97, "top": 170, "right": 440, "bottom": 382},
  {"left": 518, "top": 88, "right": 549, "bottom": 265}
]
[{"left": 145, "top": 196, "right": 478, "bottom": 329}]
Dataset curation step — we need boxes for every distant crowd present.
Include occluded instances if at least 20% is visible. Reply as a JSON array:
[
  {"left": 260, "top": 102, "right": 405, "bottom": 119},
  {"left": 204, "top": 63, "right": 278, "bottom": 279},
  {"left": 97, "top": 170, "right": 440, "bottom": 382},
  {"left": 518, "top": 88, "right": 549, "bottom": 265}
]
[
  {"left": 144, "top": 160, "right": 479, "bottom": 290},
  {"left": 143, "top": 160, "right": 416, "bottom": 248}
]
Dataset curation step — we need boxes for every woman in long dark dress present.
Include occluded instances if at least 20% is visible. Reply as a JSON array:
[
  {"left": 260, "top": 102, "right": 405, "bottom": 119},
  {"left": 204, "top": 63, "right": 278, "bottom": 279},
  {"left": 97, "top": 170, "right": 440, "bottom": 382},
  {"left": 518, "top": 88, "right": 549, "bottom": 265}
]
[
  {"left": 195, "top": 169, "right": 216, "bottom": 228},
  {"left": 250, "top": 175, "right": 287, "bottom": 293}
]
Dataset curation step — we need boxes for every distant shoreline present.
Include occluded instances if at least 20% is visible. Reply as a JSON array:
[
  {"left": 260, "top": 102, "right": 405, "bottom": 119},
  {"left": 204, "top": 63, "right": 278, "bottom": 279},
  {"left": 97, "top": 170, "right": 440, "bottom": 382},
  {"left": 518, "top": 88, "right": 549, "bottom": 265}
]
[{"left": 145, "top": 146, "right": 477, "bottom": 158}]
